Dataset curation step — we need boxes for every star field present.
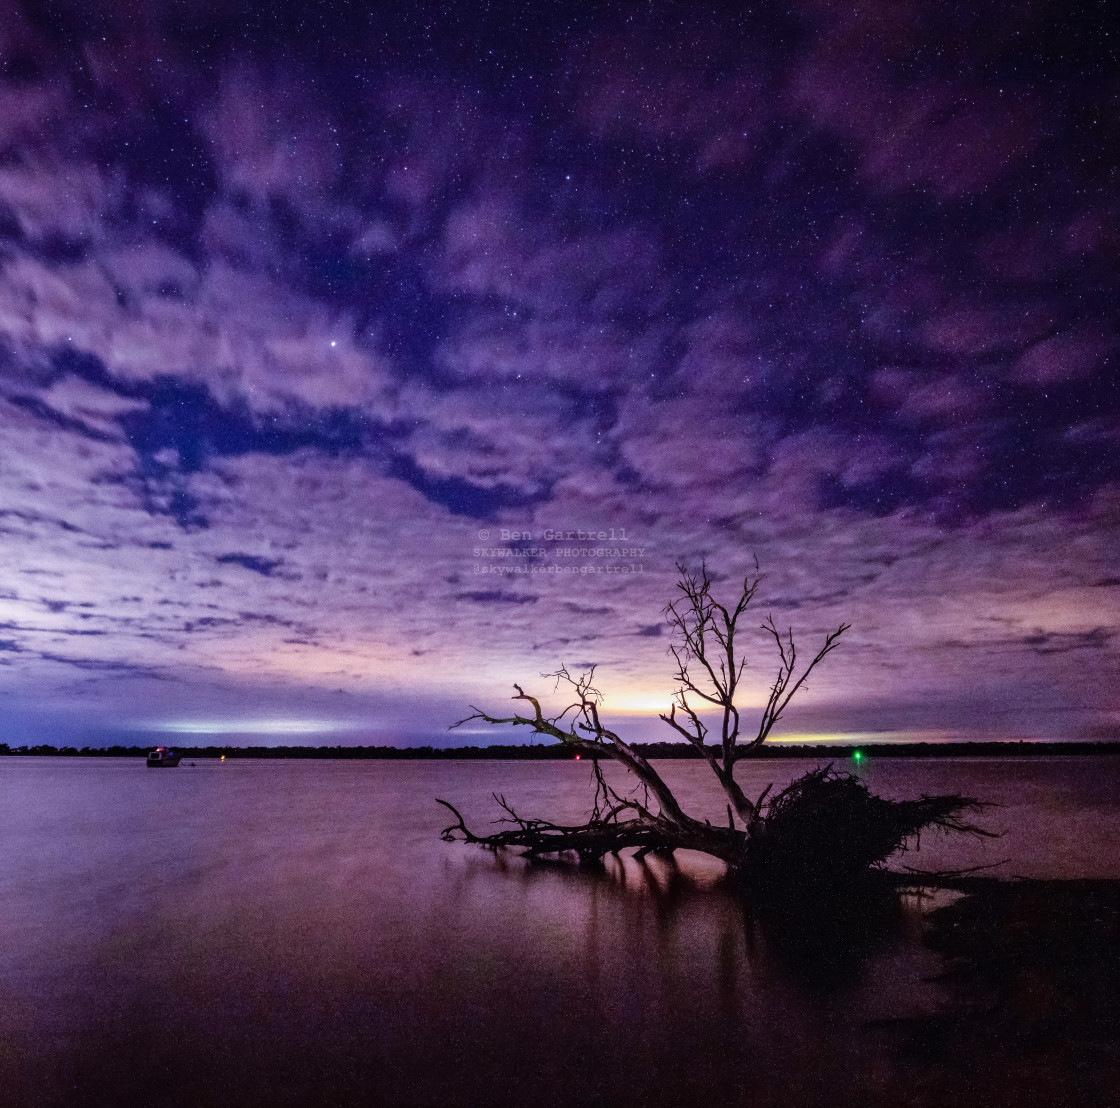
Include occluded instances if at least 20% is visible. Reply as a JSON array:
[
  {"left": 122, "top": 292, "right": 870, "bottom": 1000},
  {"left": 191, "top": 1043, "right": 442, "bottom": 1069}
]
[{"left": 0, "top": 0, "right": 1117, "bottom": 746}]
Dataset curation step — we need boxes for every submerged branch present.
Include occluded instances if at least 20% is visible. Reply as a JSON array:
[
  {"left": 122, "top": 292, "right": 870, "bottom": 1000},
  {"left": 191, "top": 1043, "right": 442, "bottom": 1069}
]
[
  {"left": 439, "top": 766, "right": 994, "bottom": 887},
  {"left": 437, "top": 796, "right": 745, "bottom": 864}
]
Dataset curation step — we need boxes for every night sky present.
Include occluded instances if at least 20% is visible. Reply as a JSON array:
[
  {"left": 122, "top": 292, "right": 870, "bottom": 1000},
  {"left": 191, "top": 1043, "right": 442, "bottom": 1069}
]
[{"left": 1, "top": 0, "right": 1117, "bottom": 747}]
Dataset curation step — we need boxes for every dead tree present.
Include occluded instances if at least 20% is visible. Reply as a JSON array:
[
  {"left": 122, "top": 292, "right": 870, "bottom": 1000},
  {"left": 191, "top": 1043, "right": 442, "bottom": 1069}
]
[{"left": 441, "top": 562, "right": 991, "bottom": 888}]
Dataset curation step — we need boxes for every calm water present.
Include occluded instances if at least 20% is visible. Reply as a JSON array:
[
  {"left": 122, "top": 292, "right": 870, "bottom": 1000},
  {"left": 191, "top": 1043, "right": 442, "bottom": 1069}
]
[{"left": 1, "top": 755, "right": 1118, "bottom": 1107}]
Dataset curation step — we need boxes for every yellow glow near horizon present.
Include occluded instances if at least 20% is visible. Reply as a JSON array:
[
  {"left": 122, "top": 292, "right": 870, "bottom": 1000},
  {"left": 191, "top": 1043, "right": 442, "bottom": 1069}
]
[
  {"left": 769, "top": 730, "right": 959, "bottom": 744},
  {"left": 607, "top": 692, "right": 674, "bottom": 714},
  {"left": 768, "top": 732, "right": 862, "bottom": 744}
]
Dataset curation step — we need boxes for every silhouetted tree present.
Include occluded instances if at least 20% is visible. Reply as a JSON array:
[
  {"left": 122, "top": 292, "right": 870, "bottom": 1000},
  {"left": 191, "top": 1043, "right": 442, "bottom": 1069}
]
[{"left": 440, "top": 563, "right": 990, "bottom": 892}]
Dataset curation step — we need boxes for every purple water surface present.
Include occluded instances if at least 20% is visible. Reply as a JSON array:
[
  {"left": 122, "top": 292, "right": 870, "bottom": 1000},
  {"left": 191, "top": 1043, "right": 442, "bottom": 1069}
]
[{"left": 1, "top": 756, "right": 1117, "bottom": 1106}]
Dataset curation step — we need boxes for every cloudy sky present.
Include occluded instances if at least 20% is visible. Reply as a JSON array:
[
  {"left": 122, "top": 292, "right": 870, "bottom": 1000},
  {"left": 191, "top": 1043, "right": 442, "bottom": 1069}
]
[{"left": 0, "top": 0, "right": 1117, "bottom": 747}]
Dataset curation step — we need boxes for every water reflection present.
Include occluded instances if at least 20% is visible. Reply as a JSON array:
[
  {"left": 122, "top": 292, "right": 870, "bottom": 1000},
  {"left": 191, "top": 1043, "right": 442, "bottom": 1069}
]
[
  {"left": 462, "top": 841, "right": 918, "bottom": 999},
  {"left": 748, "top": 878, "right": 909, "bottom": 991},
  {"left": 1, "top": 756, "right": 1117, "bottom": 1107}
]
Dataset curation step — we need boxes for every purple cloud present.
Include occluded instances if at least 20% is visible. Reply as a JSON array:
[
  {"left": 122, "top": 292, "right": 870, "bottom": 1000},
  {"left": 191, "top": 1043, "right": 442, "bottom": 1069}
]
[{"left": 0, "top": 0, "right": 1117, "bottom": 746}]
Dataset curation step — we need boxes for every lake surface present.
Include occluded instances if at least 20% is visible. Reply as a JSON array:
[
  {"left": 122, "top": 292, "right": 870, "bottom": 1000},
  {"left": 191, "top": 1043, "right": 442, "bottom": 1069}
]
[{"left": 2, "top": 755, "right": 1118, "bottom": 1107}]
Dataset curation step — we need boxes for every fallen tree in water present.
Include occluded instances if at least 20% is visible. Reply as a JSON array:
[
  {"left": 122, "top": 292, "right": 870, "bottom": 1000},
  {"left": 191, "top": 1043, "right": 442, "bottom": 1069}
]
[{"left": 440, "top": 563, "right": 993, "bottom": 894}]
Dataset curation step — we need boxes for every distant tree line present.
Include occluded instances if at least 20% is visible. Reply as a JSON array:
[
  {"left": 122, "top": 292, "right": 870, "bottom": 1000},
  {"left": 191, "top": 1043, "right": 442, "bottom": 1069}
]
[{"left": 1, "top": 741, "right": 1117, "bottom": 759}]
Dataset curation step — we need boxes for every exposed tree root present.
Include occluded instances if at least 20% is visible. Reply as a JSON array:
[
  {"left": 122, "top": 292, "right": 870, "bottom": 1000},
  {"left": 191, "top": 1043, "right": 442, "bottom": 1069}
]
[
  {"left": 440, "top": 765, "right": 996, "bottom": 892},
  {"left": 739, "top": 766, "right": 996, "bottom": 894}
]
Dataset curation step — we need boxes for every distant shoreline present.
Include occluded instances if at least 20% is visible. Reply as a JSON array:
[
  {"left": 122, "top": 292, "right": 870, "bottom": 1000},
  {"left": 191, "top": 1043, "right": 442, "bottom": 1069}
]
[{"left": 2, "top": 740, "right": 1119, "bottom": 759}]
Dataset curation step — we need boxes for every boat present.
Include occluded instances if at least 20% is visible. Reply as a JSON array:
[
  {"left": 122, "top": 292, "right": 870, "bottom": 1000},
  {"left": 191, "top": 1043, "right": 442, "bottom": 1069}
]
[{"left": 146, "top": 747, "right": 182, "bottom": 767}]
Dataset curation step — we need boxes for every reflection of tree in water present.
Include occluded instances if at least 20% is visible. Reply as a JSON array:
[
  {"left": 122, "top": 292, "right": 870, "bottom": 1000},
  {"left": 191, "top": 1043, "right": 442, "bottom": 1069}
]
[
  {"left": 452, "top": 812, "right": 1120, "bottom": 1106},
  {"left": 746, "top": 874, "right": 910, "bottom": 991},
  {"left": 456, "top": 831, "right": 914, "bottom": 1000}
]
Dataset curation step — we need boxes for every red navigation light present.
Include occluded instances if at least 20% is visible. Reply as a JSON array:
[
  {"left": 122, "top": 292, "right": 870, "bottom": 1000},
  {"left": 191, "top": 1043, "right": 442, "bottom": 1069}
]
[{"left": 574, "top": 754, "right": 581, "bottom": 761}]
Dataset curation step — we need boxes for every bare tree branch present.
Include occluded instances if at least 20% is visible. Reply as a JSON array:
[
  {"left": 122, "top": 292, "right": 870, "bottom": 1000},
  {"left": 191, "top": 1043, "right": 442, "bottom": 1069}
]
[{"left": 443, "top": 561, "right": 990, "bottom": 891}]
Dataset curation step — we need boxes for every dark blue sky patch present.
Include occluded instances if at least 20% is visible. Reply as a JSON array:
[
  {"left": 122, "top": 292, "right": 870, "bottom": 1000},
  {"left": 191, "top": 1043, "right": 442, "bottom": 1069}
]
[
  {"left": 30, "top": 349, "right": 389, "bottom": 527},
  {"left": 388, "top": 454, "right": 552, "bottom": 519},
  {"left": 0, "top": 202, "right": 26, "bottom": 248},
  {"left": 610, "top": 461, "right": 648, "bottom": 493},
  {"left": 245, "top": 187, "right": 469, "bottom": 386},
  {"left": 117, "top": 467, "right": 208, "bottom": 530},
  {"left": 454, "top": 591, "right": 539, "bottom": 604},
  {"left": 236, "top": 612, "right": 302, "bottom": 628},
  {"left": 817, "top": 471, "right": 932, "bottom": 518},
  {"left": 967, "top": 377, "right": 1120, "bottom": 513},
  {"left": 216, "top": 554, "right": 281, "bottom": 576},
  {"left": 35, "top": 652, "right": 163, "bottom": 676},
  {"left": 39, "top": 349, "right": 375, "bottom": 469},
  {"left": 112, "top": 102, "right": 217, "bottom": 237},
  {"left": 350, "top": 256, "right": 467, "bottom": 383},
  {"left": 183, "top": 616, "right": 237, "bottom": 632},
  {"left": 45, "top": 345, "right": 112, "bottom": 389},
  {"left": 554, "top": 386, "right": 620, "bottom": 437},
  {"left": 1, "top": 223, "right": 90, "bottom": 264}
]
